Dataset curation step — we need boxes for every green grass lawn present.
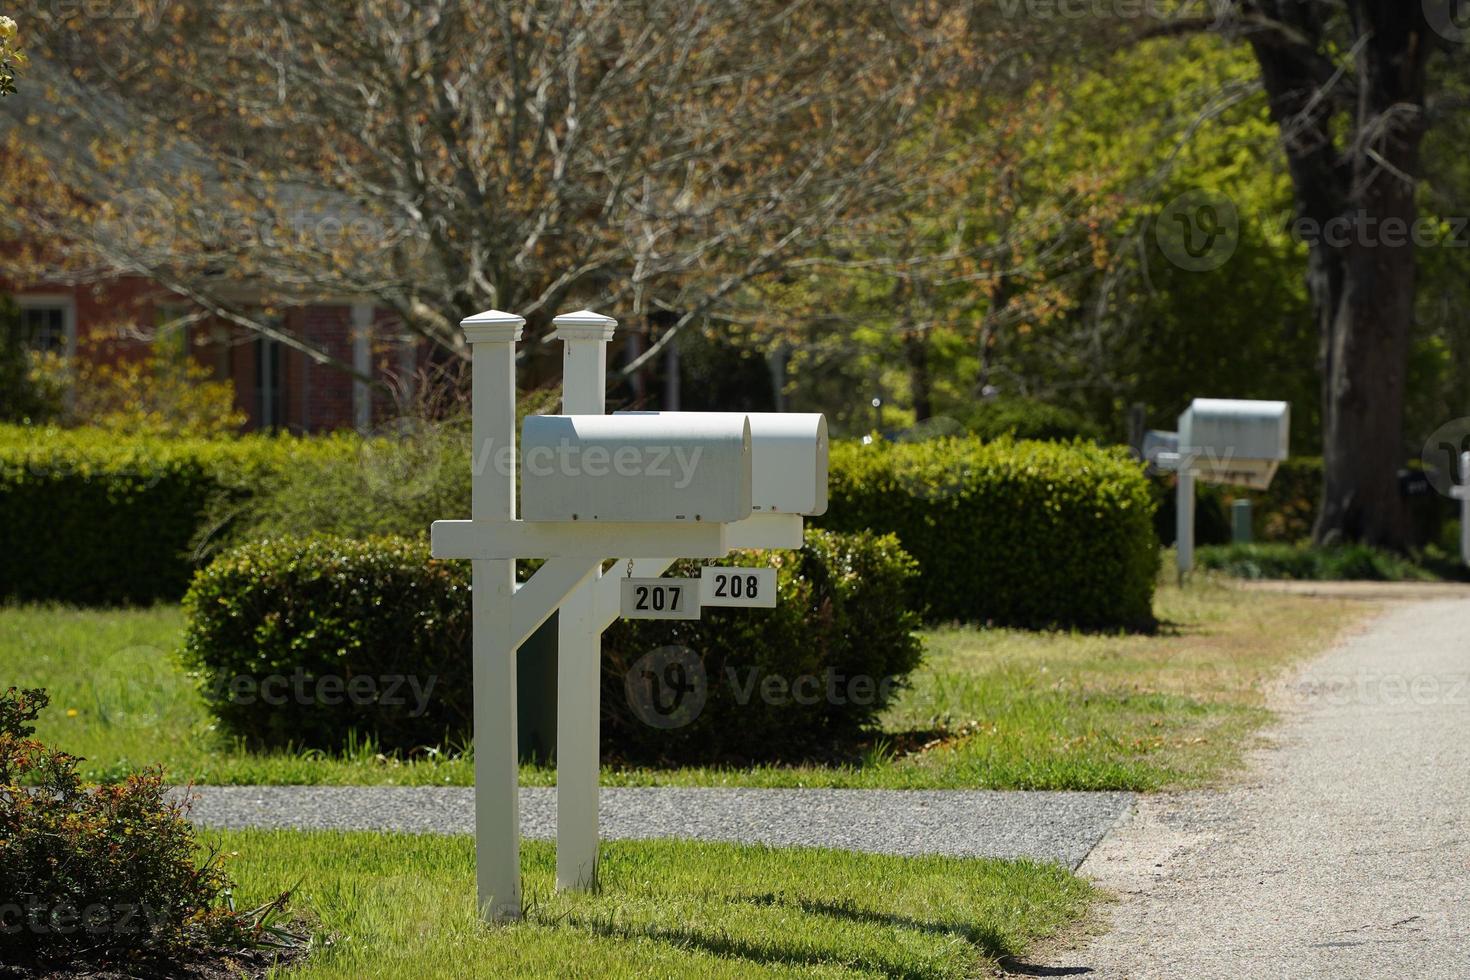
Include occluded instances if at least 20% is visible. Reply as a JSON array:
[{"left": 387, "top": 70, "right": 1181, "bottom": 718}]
[
  {"left": 217, "top": 830, "right": 1093, "bottom": 978},
  {"left": 2, "top": 577, "right": 1364, "bottom": 789}
]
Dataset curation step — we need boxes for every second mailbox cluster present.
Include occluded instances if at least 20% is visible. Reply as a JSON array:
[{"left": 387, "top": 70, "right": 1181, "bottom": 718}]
[
  {"left": 520, "top": 411, "right": 829, "bottom": 523},
  {"left": 1149, "top": 397, "right": 1292, "bottom": 577},
  {"left": 1179, "top": 398, "right": 1290, "bottom": 490}
]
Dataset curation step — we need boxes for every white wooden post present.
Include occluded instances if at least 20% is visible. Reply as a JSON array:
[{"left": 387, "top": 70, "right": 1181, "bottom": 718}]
[
  {"left": 1461, "top": 452, "right": 1470, "bottom": 570},
  {"left": 350, "top": 302, "right": 374, "bottom": 434},
  {"left": 1177, "top": 466, "right": 1195, "bottom": 579},
  {"left": 550, "top": 310, "right": 618, "bottom": 891},
  {"left": 462, "top": 310, "right": 525, "bottom": 923}
]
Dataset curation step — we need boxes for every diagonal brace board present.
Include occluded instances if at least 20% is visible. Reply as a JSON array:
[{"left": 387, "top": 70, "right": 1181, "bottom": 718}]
[{"left": 512, "top": 558, "right": 601, "bottom": 649}]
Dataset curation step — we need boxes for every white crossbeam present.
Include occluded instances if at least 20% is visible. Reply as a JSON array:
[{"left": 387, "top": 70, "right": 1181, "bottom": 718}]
[{"left": 431, "top": 519, "right": 729, "bottom": 561}]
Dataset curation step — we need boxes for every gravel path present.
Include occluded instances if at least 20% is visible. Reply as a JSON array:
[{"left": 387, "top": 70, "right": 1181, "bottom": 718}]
[
  {"left": 1043, "top": 598, "right": 1470, "bottom": 978},
  {"left": 183, "top": 786, "right": 1133, "bottom": 868}
]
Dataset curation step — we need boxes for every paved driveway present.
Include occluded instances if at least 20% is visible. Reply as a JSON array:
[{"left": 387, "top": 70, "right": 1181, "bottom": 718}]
[{"left": 1043, "top": 598, "right": 1470, "bottom": 978}]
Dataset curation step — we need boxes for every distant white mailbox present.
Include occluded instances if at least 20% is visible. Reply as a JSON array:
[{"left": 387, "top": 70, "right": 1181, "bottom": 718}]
[
  {"left": 1152, "top": 397, "right": 1292, "bottom": 578},
  {"left": 521, "top": 413, "right": 753, "bottom": 523},
  {"left": 1179, "top": 398, "right": 1290, "bottom": 490},
  {"left": 617, "top": 412, "right": 829, "bottom": 516}
]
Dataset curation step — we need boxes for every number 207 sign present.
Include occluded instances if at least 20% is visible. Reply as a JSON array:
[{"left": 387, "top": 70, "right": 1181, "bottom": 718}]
[{"left": 620, "top": 578, "right": 700, "bottom": 620}]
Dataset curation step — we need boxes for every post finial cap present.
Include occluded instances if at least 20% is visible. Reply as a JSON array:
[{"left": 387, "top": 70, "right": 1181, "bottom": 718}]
[
  {"left": 461, "top": 310, "right": 525, "bottom": 344},
  {"left": 550, "top": 309, "right": 618, "bottom": 342}
]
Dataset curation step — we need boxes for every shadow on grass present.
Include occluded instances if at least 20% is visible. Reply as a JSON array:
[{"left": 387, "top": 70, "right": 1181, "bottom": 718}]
[
  {"left": 550, "top": 891, "right": 1017, "bottom": 979},
  {"left": 997, "top": 959, "right": 1094, "bottom": 976},
  {"left": 740, "top": 890, "right": 1014, "bottom": 956}
]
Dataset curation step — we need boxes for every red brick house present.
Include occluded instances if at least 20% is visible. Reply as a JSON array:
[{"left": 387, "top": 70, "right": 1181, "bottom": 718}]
[
  {"left": 2, "top": 62, "right": 438, "bottom": 433},
  {"left": 8, "top": 274, "right": 420, "bottom": 434}
]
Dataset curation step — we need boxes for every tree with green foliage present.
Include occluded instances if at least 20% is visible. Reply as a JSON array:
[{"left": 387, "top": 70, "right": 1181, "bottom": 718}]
[{"left": 1140, "top": 3, "right": 1461, "bottom": 547}]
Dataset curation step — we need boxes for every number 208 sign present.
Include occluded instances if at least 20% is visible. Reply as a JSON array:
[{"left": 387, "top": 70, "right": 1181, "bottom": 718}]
[
  {"left": 619, "top": 567, "right": 778, "bottom": 619},
  {"left": 701, "top": 566, "right": 776, "bottom": 608}
]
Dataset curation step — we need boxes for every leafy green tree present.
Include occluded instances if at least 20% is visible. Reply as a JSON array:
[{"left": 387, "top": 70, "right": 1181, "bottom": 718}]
[{"left": 1141, "top": 2, "right": 1458, "bottom": 547}]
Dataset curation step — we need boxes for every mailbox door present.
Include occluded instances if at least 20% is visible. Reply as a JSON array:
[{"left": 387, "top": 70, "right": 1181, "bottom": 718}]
[
  {"left": 520, "top": 414, "right": 753, "bottom": 523},
  {"left": 616, "top": 411, "right": 828, "bottom": 516}
]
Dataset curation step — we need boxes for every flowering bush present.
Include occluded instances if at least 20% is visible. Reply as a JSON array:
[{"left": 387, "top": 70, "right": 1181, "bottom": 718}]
[
  {"left": 66, "top": 345, "right": 248, "bottom": 439},
  {"left": 0, "top": 15, "right": 25, "bottom": 97},
  {"left": 0, "top": 687, "right": 290, "bottom": 968}
]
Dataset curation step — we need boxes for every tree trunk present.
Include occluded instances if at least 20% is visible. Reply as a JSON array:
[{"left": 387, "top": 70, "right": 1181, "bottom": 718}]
[
  {"left": 903, "top": 325, "right": 933, "bottom": 422},
  {"left": 767, "top": 340, "right": 789, "bottom": 413},
  {"left": 976, "top": 275, "right": 1012, "bottom": 399},
  {"left": 1313, "top": 5, "right": 1430, "bottom": 547},
  {"left": 1247, "top": 1, "right": 1432, "bottom": 549},
  {"left": 1314, "top": 170, "right": 1421, "bottom": 545}
]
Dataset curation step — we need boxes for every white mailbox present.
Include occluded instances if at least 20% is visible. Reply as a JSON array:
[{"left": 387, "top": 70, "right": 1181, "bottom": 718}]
[
  {"left": 520, "top": 413, "right": 753, "bottom": 523},
  {"left": 1179, "top": 398, "right": 1290, "bottom": 490},
  {"left": 617, "top": 411, "right": 828, "bottom": 516}
]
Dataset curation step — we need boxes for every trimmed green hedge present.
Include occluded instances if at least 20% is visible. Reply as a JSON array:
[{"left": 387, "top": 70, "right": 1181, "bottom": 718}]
[
  {"left": 955, "top": 398, "right": 1103, "bottom": 444},
  {"left": 6, "top": 425, "right": 1156, "bottom": 632},
  {"left": 0, "top": 425, "right": 354, "bottom": 604},
  {"left": 181, "top": 531, "right": 924, "bottom": 759},
  {"left": 821, "top": 438, "right": 1159, "bottom": 629},
  {"left": 1196, "top": 542, "right": 1447, "bottom": 582}
]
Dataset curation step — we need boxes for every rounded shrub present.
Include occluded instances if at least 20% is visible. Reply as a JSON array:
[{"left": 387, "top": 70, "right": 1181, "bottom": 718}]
[
  {"left": 601, "top": 529, "right": 923, "bottom": 764},
  {"left": 181, "top": 530, "right": 923, "bottom": 760},
  {"left": 181, "top": 535, "right": 471, "bottom": 751},
  {"left": 820, "top": 437, "right": 1159, "bottom": 629}
]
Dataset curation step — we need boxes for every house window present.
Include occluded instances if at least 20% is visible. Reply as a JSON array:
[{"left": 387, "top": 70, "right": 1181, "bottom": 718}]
[
  {"left": 16, "top": 296, "right": 76, "bottom": 357},
  {"left": 17, "top": 298, "right": 75, "bottom": 356},
  {"left": 22, "top": 307, "right": 65, "bottom": 352},
  {"left": 254, "top": 335, "right": 283, "bottom": 431}
]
